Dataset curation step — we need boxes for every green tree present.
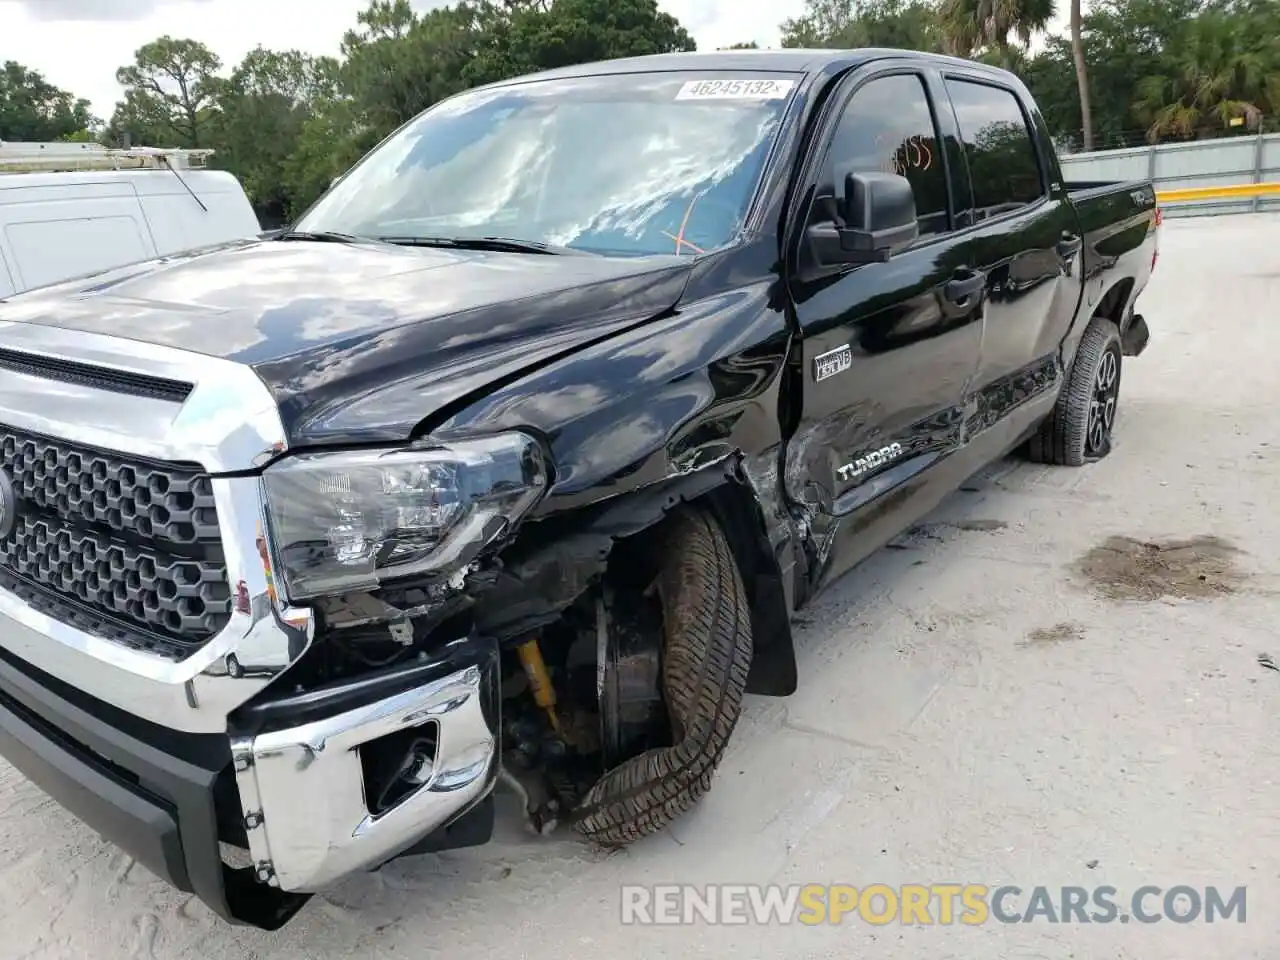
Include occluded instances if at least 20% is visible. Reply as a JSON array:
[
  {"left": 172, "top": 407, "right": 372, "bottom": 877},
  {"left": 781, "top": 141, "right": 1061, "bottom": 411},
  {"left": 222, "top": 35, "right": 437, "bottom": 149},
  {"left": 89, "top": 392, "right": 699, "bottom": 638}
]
[
  {"left": 781, "top": 0, "right": 946, "bottom": 51},
  {"left": 110, "top": 37, "right": 223, "bottom": 147},
  {"left": 1023, "top": 0, "right": 1203, "bottom": 148},
  {"left": 0, "top": 61, "right": 95, "bottom": 141},
  {"left": 1069, "top": 0, "right": 1093, "bottom": 151},
  {"left": 1024, "top": 0, "right": 1280, "bottom": 149},
  {"left": 938, "top": 0, "right": 1056, "bottom": 60},
  {"left": 1133, "top": 4, "right": 1275, "bottom": 140},
  {"left": 1019, "top": 43, "right": 1082, "bottom": 142},
  {"left": 281, "top": 96, "right": 368, "bottom": 219},
  {"left": 338, "top": 0, "right": 480, "bottom": 137},
  {"left": 465, "top": 0, "right": 695, "bottom": 87},
  {"left": 780, "top": 0, "right": 859, "bottom": 45},
  {"left": 215, "top": 48, "right": 342, "bottom": 223}
]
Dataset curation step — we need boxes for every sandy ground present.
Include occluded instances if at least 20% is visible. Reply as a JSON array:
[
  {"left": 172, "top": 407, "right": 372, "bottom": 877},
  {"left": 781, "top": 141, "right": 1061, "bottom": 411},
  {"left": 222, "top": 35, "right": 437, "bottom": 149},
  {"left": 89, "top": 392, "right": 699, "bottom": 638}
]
[{"left": 2, "top": 213, "right": 1279, "bottom": 959}]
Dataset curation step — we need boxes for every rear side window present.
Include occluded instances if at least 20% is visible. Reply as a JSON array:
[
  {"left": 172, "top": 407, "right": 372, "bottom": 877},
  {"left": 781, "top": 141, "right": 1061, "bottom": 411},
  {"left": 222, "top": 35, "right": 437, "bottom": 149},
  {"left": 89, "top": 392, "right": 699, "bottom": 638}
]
[
  {"left": 945, "top": 79, "right": 1044, "bottom": 218},
  {"left": 818, "top": 73, "right": 950, "bottom": 237}
]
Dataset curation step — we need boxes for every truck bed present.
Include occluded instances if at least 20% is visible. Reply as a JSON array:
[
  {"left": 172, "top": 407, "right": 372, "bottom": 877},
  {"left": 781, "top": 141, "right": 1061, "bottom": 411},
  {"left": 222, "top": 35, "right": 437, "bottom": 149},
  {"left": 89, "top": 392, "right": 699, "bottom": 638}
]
[{"left": 1066, "top": 179, "right": 1156, "bottom": 204}]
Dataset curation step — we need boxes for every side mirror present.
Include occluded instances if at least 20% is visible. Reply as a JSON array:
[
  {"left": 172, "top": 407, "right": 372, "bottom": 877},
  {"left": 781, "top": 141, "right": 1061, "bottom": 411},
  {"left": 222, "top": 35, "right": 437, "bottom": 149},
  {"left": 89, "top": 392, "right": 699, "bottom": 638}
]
[{"left": 807, "top": 171, "right": 919, "bottom": 267}]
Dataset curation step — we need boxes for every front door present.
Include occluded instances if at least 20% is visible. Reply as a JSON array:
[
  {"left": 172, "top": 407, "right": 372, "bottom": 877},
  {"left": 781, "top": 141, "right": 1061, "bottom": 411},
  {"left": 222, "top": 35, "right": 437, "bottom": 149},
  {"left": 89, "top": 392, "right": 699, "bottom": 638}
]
[{"left": 785, "top": 65, "right": 984, "bottom": 593}]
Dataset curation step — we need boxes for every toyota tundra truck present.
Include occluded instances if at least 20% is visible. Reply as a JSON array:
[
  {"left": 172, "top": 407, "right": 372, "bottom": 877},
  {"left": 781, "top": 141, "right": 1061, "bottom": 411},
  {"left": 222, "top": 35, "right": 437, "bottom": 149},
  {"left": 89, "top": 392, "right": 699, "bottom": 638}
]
[{"left": 0, "top": 48, "right": 1157, "bottom": 928}]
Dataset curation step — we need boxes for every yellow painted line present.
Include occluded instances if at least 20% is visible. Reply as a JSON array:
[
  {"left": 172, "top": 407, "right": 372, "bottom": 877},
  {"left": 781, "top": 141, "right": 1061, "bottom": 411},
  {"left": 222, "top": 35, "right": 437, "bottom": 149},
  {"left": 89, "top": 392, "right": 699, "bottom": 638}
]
[{"left": 1156, "top": 182, "right": 1280, "bottom": 203}]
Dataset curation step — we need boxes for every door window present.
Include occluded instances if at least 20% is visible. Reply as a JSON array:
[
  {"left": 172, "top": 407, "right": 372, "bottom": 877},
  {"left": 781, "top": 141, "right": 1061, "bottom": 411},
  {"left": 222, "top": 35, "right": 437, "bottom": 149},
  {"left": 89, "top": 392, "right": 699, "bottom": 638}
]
[
  {"left": 945, "top": 79, "right": 1045, "bottom": 220},
  {"left": 816, "top": 73, "right": 951, "bottom": 238}
]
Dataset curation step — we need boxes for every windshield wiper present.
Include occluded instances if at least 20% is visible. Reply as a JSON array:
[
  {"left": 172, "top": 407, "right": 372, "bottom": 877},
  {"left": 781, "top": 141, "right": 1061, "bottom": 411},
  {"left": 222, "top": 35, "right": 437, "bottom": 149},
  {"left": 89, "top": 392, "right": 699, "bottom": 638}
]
[
  {"left": 376, "top": 235, "right": 588, "bottom": 256},
  {"left": 276, "top": 230, "right": 372, "bottom": 244}
]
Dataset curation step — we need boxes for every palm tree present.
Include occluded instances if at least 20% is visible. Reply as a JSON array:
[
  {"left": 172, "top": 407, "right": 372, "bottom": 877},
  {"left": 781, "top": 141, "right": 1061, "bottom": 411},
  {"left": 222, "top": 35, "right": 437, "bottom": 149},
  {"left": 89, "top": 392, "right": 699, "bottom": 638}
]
[
  {"left": 939, "top": 0, "right": 1057, "bottom": 60},
  {"left": 1133, "top": 10, "right": 1270, "bottom": 141},
  {"left": 1070, "top": 0, "right": 1094, "bottom": 151}
]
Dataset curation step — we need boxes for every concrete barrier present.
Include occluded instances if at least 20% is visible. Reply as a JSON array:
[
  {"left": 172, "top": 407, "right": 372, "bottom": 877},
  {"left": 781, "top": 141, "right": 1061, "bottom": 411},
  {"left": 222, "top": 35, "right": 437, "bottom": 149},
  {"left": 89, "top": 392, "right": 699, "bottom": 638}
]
[{"left": 1155, "top": 182, "right": 1280, "bottom": 204}]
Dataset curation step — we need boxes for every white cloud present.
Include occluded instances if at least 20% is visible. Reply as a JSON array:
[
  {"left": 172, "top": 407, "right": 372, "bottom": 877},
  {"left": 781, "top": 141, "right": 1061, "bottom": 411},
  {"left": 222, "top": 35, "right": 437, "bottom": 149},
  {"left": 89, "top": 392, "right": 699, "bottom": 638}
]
[
  {"left": 1, "top": 0, "right": 807, "bottom": 121},
  {"left": 17, "top": 0, "right": 213, "bottom": 21}
]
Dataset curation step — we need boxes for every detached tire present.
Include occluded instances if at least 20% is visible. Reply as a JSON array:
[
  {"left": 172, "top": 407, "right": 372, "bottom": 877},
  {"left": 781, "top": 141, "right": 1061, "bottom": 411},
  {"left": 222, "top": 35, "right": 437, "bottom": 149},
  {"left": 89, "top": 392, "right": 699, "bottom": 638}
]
[
  {"left": 1028, "top": 316, "right": 1123, "bottom": 466},
  {"left": 574, "top": 507, "right": 753, "bottom": 845}
]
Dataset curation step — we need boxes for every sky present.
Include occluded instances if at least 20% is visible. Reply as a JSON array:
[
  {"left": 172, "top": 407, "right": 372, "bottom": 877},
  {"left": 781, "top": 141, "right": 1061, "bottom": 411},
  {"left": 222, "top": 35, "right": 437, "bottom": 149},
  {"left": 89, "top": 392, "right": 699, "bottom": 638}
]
[{"left": 2, "top": 0, "right": 814, "bottom": 121}]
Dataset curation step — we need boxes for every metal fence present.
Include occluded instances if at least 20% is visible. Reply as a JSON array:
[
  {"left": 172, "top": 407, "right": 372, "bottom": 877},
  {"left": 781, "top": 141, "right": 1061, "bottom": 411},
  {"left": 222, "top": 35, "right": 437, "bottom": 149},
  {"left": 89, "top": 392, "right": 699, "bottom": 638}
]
[{"left": 1058, "top": 132, "right": 1280, "bottom": 218}]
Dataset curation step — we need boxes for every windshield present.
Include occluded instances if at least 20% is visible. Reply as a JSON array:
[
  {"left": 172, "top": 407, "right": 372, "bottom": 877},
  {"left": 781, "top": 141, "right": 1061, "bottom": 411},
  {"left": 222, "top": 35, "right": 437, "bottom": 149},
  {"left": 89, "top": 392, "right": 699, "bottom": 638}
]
[{"left": 293, "top": 71, "right": 800, "bottom": 257}]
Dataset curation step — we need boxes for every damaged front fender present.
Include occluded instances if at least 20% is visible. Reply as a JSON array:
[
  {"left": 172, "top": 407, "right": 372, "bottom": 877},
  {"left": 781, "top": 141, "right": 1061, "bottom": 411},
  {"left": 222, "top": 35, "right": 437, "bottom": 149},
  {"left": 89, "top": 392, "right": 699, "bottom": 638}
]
[
  {"left": 474, "top": 459, "right": 736, "bottom": 640},
  {"left": 425, "top": 246, "right": 802, "bottom": 693}
]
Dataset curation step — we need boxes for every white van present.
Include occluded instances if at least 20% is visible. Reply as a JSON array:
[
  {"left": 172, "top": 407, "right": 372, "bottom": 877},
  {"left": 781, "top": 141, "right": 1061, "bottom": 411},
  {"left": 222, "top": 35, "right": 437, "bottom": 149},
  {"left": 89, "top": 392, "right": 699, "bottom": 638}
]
[{"left": 0, "top": 141, "right": 261, "bottom": 298}]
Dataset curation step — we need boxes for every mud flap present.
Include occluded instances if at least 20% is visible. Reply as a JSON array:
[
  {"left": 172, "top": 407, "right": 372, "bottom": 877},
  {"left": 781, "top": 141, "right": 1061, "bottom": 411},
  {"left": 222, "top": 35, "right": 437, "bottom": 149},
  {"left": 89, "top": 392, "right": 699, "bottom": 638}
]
[{"left": 1121, "top": 313, "right": 1149, "bottom": 357}]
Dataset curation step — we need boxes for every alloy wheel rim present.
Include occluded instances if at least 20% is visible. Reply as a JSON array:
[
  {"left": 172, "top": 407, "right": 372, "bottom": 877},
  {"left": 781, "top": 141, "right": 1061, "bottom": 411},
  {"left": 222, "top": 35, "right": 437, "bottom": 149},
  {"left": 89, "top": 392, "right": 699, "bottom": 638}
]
[{"left": 1087, "top": 347, "right": 1120, "bottom": 453}]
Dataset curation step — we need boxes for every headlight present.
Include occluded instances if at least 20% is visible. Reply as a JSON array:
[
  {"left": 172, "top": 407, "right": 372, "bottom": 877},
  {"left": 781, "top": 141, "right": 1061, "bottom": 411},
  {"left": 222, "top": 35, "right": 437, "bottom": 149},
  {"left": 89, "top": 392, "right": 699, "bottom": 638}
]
[{"left": 262, "top": 432, "right": 548, "bottom": 602}]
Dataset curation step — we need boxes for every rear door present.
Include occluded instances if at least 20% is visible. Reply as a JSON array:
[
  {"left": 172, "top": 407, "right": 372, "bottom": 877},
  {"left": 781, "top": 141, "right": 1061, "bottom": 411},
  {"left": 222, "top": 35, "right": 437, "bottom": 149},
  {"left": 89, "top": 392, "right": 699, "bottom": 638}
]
[
  {"left": 785, "top": 62, "right": 984, "bottom": 584},
  {"left": 940, "top": 73, "right": 1084, "bottom": 433}
]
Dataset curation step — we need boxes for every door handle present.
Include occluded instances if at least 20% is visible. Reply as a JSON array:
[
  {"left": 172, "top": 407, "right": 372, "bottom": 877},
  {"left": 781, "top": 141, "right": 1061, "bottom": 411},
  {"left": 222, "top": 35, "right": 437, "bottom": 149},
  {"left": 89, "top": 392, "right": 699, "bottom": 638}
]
[
  {"left": 943, "top": 268, "right": 986, "bottom": 305},
  {"left": 1056, "top": 233, "right": 1082, "bottom": 258}
]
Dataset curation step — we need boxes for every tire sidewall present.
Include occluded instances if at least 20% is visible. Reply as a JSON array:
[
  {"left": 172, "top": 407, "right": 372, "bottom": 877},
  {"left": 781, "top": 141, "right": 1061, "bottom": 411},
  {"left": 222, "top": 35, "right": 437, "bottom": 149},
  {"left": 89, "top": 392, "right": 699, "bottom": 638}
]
[{"left": 1066, "top": 319, "right": 1123, "bottom": 464}]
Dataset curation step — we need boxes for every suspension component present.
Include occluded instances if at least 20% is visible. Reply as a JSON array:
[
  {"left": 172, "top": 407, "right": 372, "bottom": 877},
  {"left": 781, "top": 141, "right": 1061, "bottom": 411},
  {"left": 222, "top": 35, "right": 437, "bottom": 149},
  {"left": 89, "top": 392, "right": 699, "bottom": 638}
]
[{"left": 516, "top": 637, "right": 562, "bottom": 734}]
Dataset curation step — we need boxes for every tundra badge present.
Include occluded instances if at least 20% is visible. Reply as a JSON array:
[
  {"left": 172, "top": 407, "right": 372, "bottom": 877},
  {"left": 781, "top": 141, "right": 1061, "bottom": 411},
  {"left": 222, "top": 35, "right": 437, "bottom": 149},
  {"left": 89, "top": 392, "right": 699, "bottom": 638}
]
[
  {"left": 837, "top": 442, "right": 904, "bottom": 482},
  {"left": 813, "top": 344, "right": 853, "bottom": 382}
]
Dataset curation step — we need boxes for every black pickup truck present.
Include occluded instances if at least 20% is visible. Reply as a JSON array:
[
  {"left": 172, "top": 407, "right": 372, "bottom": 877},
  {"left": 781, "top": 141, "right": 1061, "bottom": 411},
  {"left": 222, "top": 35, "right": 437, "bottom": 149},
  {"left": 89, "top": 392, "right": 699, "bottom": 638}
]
[{"left": 0, "top": 48, "right": 1157, "bottom": 927}]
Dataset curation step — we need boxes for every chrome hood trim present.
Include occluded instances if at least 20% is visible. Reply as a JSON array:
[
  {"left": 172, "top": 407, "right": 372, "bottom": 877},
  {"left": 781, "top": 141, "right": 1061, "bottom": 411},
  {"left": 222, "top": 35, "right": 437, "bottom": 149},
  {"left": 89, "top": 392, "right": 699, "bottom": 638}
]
[{"left": 0, "top": 319, "right": 287, "bottom": 472}]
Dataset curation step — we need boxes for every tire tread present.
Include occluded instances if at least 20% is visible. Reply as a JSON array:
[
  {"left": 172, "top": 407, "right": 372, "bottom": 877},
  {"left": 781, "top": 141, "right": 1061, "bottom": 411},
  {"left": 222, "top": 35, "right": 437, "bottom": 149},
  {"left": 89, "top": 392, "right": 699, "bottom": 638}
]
[{"left": 574, "top": 508, "right": 753, "bottom": 845}]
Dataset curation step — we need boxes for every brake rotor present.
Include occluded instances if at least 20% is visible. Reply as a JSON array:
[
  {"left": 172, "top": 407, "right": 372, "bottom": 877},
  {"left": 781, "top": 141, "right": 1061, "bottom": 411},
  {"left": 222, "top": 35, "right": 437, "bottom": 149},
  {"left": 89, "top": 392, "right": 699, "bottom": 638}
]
[{"left": 595, "top": 588, "right": 670, "bottom": 770}]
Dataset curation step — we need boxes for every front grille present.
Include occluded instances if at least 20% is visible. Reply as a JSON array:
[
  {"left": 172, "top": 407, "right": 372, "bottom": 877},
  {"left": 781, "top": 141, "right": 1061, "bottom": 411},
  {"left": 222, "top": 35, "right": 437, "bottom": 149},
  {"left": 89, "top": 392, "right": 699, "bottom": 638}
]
[
  {"left": 1, "top": 430, "right": 219, "bottom": 545},
  {"left": 0, "top": 425, "right": 231, "bottom": 659}
]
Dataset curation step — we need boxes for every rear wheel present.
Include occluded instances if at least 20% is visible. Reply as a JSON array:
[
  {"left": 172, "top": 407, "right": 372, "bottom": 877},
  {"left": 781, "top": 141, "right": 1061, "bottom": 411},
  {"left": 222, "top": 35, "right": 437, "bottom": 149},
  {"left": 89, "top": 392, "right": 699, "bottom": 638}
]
[
  {"left": 1028, "top": 316, "right": 1123, "bottom": 466},
  {"left": 573, "top": 507, "right": 752, "bottom": 846}
]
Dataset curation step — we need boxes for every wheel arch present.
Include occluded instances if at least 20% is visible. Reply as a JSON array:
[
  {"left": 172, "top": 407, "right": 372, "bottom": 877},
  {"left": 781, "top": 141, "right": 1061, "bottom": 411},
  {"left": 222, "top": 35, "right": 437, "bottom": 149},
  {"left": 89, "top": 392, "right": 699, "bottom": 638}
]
[
  {"left": 1094, "top": 277, "right": 1136, "bottom": 334},
  {"left": 693, "top": 475, "right": 798, "bottom": 698},
  {"left": 1061, "top": 276, "right": 1133, "bottom": 376}
]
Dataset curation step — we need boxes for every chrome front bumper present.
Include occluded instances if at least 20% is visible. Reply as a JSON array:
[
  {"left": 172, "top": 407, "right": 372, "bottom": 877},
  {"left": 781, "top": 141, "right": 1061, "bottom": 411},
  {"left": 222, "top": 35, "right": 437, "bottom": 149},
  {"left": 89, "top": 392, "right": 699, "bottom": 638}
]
[{"left": 232, "top": 653, "right": 500, "bottom": 892}]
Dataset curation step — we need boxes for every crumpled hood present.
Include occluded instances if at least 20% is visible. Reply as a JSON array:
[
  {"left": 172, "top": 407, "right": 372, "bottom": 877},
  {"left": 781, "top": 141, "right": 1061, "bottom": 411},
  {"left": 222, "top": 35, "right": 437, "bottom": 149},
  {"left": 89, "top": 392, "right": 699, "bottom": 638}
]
[{"left": 0, "top": 238, "right": 693, "bottom": 445}]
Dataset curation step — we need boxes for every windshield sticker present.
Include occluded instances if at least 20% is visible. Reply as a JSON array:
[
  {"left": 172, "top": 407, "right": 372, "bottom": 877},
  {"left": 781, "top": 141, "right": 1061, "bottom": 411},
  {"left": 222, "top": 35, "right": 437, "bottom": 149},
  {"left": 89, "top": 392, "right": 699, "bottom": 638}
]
[{"left": 676, "top": 79, "right": 797, "bottom": 101}]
